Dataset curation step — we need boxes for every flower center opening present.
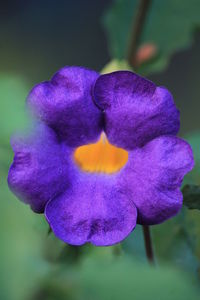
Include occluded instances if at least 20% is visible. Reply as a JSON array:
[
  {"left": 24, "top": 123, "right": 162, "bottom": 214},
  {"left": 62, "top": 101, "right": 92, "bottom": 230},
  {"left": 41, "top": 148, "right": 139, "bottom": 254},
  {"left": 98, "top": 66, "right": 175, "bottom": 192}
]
[{"left": 74, "top": 133, "right": 128, "bottom": 174}]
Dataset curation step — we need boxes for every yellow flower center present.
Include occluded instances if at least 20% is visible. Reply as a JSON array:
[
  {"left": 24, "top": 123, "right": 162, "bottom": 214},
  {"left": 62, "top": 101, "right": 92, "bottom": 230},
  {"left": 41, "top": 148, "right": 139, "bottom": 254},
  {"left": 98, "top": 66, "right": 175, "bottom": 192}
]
[{"left": 74, "top": 133, "right": 128, "bottom": 174}]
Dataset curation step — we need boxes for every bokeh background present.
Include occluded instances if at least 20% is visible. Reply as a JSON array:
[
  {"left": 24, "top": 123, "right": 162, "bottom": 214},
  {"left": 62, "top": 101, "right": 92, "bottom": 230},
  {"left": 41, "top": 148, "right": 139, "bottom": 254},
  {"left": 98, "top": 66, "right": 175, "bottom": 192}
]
[{"left": 0, "top": 1, "right": 200, "bottom": 299}]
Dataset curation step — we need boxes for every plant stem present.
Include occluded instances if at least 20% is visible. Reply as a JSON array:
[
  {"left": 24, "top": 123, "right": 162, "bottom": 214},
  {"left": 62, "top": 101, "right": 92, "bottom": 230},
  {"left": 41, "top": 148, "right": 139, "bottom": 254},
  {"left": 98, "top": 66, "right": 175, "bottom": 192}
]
[
  {"left": 127, "top": 0, "right": 152, "bottom": 67},
  {"left": 142, "top": 225, "right": 155, "bottom": 264}
]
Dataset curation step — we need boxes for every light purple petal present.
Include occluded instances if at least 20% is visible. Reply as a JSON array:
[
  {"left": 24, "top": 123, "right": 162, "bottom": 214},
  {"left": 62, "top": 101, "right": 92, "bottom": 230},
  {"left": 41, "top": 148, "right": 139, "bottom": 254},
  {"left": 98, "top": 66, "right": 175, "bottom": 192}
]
[
  {"left": 27, "top": 66, "right": 103, "bottom": 147},
  {"left": 94, "top": 71, "right": 180, "bottom": 150},
  {"left": 8, "top": 124, "right": 72, "bottom": 213},
  {"left": 119, "top": 136, "right": 194, "bottom": 224},
  {"left": 45, "top": 174, "right": 137, "bottom": 246}
]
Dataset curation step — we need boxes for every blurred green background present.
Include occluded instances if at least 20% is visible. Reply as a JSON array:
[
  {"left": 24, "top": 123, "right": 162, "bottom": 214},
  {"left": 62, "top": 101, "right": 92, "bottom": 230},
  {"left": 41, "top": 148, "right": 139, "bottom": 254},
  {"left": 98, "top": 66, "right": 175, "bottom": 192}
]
[{"left": 1, "top": 1, "right": 200, "bottom": 299}]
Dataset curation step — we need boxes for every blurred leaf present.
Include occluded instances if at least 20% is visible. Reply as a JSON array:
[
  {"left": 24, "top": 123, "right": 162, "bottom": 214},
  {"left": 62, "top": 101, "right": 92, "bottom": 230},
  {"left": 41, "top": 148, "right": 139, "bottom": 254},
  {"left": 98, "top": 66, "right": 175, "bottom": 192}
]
[
  {"left": 183, "top": 132, "right": 200, "bottom": 185},
  {"left": 80, "top": 257, "right": 200, "bottom": 300},
  {"left": 0, "top": 181, "right": 50, "bottom": 300},
  {"left": 0, "top": 145, "right": 11, "bottom": 176},
  {"left": 0, "top": 74, "right": 32, "bottom": 176},
  {"left": 37, "top": 257, "right": 200, "bottom": 300},
  {"left": 182, "top": 184, "right": 200, "bottom": 210},
  {"left": 0, "top": 74, "right": 31, "bottom": 143},
  {"left": 175, "top": 131, "right": 200, "bottom": 266},
  {"left": 152, "top": 207, "right": 199, "bottom": 274},
  {"left": 0, "top": 74, "right": 51, "bottom": 300},
  {"left": 184, "top": 209, "right": 200, "bottom": 261},
  {"left": 103, "top": 0, "right": 200, "bottom": 75},
  {"left": 103, "top": 0, "right": 138, "bottom": 60},
  {"left": 121, "top": 225, "right": 147, "bottom": 262}
]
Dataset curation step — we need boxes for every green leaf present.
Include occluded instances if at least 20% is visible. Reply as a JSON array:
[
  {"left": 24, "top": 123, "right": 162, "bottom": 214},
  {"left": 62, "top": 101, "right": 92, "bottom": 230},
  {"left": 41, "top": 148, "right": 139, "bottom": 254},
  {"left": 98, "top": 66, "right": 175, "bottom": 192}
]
[
  {"left": 182, "top": 184, "right": 200, "bottom": 210},
  {"left": 168, "top": 131, "right": 200, "bottom": 265},
  {"left": 183, "top": 132, "right": 200, "bottom": 185},
  {"left": 121, "top": 225, "right": 147, "bottom": 262},
  {"left": 81, "top": 257, "right": 200, "bottom": 300},
  {"left": 103, "top": 0, "right": 200, "bottom": 75},
  {"left": 0, "top": 182, "right": 50, "bottom": 300},
  {"left": 152, "top": 206, "right": 199, "bottom": 275},
  {"left": 37, "top": 257, "right": 200, "bottom": 300},
  {"left": 103, "top": 0, "right": 138, "bottom": 60},
  {"left": 0, "top": 74, "right": 31, "bottom": 143},
  {"left": 0, "top": 74, "right": 50, "bottom": 299},
  {"left": 0, "top": 74, "right": 32, "bottom": 175}
]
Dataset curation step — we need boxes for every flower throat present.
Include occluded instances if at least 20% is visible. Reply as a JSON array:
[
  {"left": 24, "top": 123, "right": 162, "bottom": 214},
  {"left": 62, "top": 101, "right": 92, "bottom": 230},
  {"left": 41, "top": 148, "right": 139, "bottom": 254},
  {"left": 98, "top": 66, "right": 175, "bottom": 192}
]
[{"left": 74, "top": 133, "right": 128, "bottom": 174}]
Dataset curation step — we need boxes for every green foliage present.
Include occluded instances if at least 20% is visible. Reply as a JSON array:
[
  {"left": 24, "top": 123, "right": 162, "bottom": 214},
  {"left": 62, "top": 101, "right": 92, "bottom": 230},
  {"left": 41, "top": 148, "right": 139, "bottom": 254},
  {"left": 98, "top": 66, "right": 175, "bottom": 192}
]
[
  {"left": 0, "top": 75, "right": 30, "bottom": 143},
  {"left": 182, "top": 185, "right": 200, "bottom": 210},
  {"left": 178, "top": 134, "right": 200, "bottom": 263},
  {"left": 0, "top": 75, "right": 49, "bottom": 300},
  {"left": 103, "top": 0, "right": 200, "bottom": 75},
  {"left": 0, "top": 182, "right": 50, "bottom": 300},
  {"left": 103, "top": 0, "right": 137, "bottom": 60},
  {"left": 152, "top": 208, "right": 200, "bottom": 273},
  {"left": 183, "top": 132, "right": 200, "bottom": 185},
  {"left": 0, "top": 74, "right": 31, "bottom": 176},
  {"left": 151, "top": 129, "right": 200, "bottom": 273},
  {"left": 81, "top": 257, "right": 200, "bottom": 300},
  {"left": 121, "top": 226, "right": 146, "bottom": 262},
  {"left": 35, "top": 257, "right": 200, "bottom": 300}
]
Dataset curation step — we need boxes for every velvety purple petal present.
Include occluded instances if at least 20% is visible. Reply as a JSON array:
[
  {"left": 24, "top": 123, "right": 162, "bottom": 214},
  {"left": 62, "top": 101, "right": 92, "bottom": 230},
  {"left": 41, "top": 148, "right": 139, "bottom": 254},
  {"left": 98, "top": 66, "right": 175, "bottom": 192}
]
[
  {"left": 119, "top": 136, "right": 194, "bottom": 225},
  {"left": 45, "top": 174, "right": 137, "bottom": 246},
  {"left": 94, "top": 71, "right": 180, "bottom": 150},
  {"left": 27, "top": 66, "right": 103, "bottom": 147},
  {"left": 8, "top": 124, "right": 72, "bottom": 213}
]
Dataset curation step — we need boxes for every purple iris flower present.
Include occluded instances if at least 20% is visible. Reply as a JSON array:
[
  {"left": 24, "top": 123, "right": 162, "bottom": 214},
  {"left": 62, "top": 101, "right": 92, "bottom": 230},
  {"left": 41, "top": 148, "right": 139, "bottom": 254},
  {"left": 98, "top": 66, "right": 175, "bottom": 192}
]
[{"left": 8, "top": 66, "right": 194, "bottom": 246}]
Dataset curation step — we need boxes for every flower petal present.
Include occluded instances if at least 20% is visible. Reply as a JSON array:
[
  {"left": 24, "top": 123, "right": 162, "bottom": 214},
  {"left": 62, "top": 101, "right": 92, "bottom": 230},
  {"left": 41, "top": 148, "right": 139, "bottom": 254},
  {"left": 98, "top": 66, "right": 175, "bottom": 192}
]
[
  {"left": 45, "top": 175, "right": 137, "bottom": 246},
  {"left": 94, "top": 71, "right": 180, "bottom": 150},
  {"left": 119, "top": 136, "right": 194, "bottom": 224},
  {"left": 27, "top": 66, "right": 103, "bottom": 146},
  {"left": 8, "top": 124, "right": 71, "bottom": 213}
]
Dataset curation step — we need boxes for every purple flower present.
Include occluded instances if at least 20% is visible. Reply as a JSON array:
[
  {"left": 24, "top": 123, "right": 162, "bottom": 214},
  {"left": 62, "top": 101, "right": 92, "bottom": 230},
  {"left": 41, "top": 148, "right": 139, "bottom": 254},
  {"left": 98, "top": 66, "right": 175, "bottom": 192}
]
[{"left": 8, "top": 66, "right": 194, "bottom": 246}]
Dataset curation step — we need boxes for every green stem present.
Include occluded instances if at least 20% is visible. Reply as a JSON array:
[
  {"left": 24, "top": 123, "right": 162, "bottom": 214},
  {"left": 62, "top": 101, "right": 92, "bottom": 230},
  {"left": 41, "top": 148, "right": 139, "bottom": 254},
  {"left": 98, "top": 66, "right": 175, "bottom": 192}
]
[
  {"left": 127, "top": 0, "right": 152, "bottom": 67},
  {"left": 142, "top": 225, "right": 155, "bottom": 265}
]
